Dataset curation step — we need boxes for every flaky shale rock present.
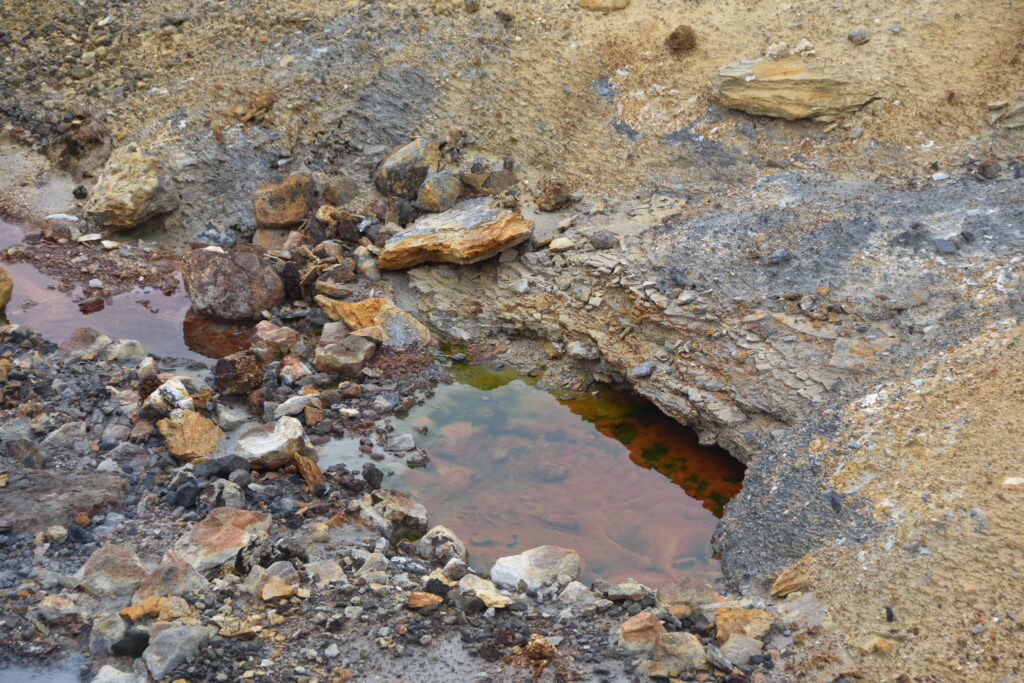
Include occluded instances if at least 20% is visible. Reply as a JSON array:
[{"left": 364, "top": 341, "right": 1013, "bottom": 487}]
[
  {"left": 181, "top": 246, "right": 285, "bottom": 321},
  {"left": 713, "top": 56, "right": 875, "bottom": 121},
  {"left": 84, "top": 146, "right": 179, "bottom": 231},
  {"left": 378, "top": 197, "right": 533, "bottom": 269}
]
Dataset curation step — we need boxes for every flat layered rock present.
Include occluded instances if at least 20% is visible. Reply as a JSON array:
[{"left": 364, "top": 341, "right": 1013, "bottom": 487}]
[
  {"left": 0, "top": 468, "right": 127, "bottom": 534},
  {"left": 377, "top": 197, "right": 534, "bottom": 270},
  {"left": 713, "top": 56, "right": 875, "bottom": 121}
]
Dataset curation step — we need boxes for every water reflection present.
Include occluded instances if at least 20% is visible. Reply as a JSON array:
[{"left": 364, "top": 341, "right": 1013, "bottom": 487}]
[{"left": 374, "top": 364, "right": 744, "bottom": 585}]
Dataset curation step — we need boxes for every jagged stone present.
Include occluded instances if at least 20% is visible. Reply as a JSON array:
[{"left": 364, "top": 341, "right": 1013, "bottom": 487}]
[
  {"left": 84, "top": 147, "right": 179, "bottom": 231},
  {"left": 377, "top": 197, "right": 533, "bottom": 269}
]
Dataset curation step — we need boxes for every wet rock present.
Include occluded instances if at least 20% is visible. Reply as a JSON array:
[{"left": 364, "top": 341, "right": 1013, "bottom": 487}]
[
  {"left": 416, "top": 169, "right": 463, "bottom": 213},
  {"left": 385, "top": 433, "right": 417, "bottom": 452},
  {"left": 214, "top": 350, "right": 266, "bottom": 395},
  {"left": 181, "top": 246, "right": 285, "bottom": 321},
  {"left": 374, "top": 138, "right": 444, "bottom": 199},
  {"left": 356, "top": 489, "right": 428, "bottom": 541},
  {"left": 57, "top": 327, "right": 112, "bottom": 359},
  {"left": 490, "top": 545, "right": 581, "bottom": 590},
  {"left": 579, "top": 0, "right": 630, "bottom": 9},
  {"left": 84, "top": 147, "right": 179, "bottom": 231},
  {"left": 252, "top": 175, "right": 313, "bottom": 229},
  {"left": 377, "top": 197, "right": 533, "bottom": 269},
  {"left": 0, "top": 265, "right": 11, "bottom": 316},
  {"left": 713, "top": 56, "right": 875, "bottom": 121},
  {"left": 666, "top": 25, "right": 697, "bottom": 53},
  {"left": 142, "top": 624, "right": 213, "bottom": 680},
  {"left": 618, "top": 610, "right": 665, "bottom": 653},
  {"left": 78, "top": 544, "right": 149, "bottom": 596},
  {"left": 720, "top": 634, "right": 763, "bottom": 665},
  {"left": 418, "top": 525, "right": 468, "bottom": 564},
  {"left": 133, "top": 556, "right": 210, "bottom": 602},
  {"left": 535, "top": 179, "right": 574, "bottom": 212},
  {"left": 157, "top": 409, "right": 224, "bottom": 463},
  {"left": 313, "top": 333, "right": 377, "bottom": 376},
  {"left": 0, "top": 468, "right": 126, "bottom": 534},
  {"left": 170, "top": 507, "right": 271, "bottom": 574},
  {"left": 714, "top": 606, "right": 774, "bottom": 644},
  {"left": 235, "top": 416, "right": 317, "bottom": 469},
  {"left": 316, "top": 297, "right": 432, "bottom": 347}
]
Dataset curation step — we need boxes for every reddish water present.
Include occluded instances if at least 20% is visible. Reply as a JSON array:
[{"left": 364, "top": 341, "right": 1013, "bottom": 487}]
[
  {"left": 1, "top": 219, "right": 250, "bottom": 361},
  {"left": 382, "top": 364, "right": 745, "bottom": 586}
]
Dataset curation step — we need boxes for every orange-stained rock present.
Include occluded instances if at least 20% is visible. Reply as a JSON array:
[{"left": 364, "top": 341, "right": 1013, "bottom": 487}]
[
  {"left": 0, "top": 265, "right": 12, "bottom": 316},
  {"left": 377, "top": 198, "right": 533, "bottom": 270},
  {"left": 295, "top": 453, "right": 325, "bottom": 491},
  {"left": 252, "top": 175, "right": 313, "bottom": 229},
  {"left": 618, "top": 610, "right": 665, "bottom": 653},
  {"left": 771, "top": 557, "right": 813, "bottom": 597},
  {"left": 121, "top": 595, "right": 163, "bottom": 621},
  {"left": 373, "top": 138, "right": 444, "bottom": 199},
  {"left": 713, "top": 57, "right": 875, "bottom": 122},
  {"left": 170, "top": 507, "right": 271, "bottom": 574},
  {"left": 407, "top": 591, "right": 444, "bottom": 609},
  {"left": 314, "top": 297, "right": 432, "bottom": 348},
  {"left": 260, "top": 575, "right": 297, "bottom": 601},
  {"left": 79, "top": 544, "right": 149, "bottom": 597},
  {"left": 133, "top": 556, "right": 210, "bottom": 603},
  {"left": 157, "top": 410, "right": 224, "bottom": 463},
  {"left": 715, "top": 606, "right": 775, "bottom": 644},
  {"left": 525, "top": 633, "right": 557, "bottom": 660}
]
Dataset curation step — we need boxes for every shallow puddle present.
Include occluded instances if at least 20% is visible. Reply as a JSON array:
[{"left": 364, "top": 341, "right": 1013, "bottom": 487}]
[
  {"left": 1, "top": 219, "right": 250, "bottom": 361},
  {"left": 327, "top": 362, "right": 745, "bottom": 586}
]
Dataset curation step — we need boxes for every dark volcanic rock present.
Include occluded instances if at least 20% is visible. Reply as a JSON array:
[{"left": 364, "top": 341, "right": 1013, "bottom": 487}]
[
  {"left": 181, "top": 246, "right": 285, "bottom": 321},
  {"left": 214, "top": 350, "right": 266, "bottom": 395}
]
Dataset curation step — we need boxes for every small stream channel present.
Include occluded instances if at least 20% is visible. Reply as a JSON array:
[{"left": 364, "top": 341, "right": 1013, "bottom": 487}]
[{"left": 2, "top": 217, "right": 744, "bottom": 588}]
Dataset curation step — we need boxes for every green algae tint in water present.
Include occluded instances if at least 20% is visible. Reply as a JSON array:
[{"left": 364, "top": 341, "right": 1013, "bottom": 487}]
[{"left": 388, "top": 364, "right": 745, "bottom": 586}]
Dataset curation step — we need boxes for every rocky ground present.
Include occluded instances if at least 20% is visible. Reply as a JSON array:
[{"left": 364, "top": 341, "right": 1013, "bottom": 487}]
[{"left": 2, "top": 0, "right": 1024, "bottom": 680}]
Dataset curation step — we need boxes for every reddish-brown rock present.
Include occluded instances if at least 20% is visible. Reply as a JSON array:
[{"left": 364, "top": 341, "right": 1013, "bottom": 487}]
[
  {"left": 618, "top": 611, "right": 665, "bottom": 653},
  {"left": 715, "top": 606, "right": 775, "bottom": 644},
  {"left": 214, "top": 350, "right": 266, "bottom": 395},
  {"left": 252, "top": 175, "right": 313, "bottom": 229},
  {"left": 170, "top": 507, "right": 271, "bottom": 574},
  {"left": 181, "top": 246, "right": 285, "bottom": 322}
]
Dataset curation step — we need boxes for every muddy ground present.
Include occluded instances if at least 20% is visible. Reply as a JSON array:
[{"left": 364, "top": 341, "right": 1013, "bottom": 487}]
[{"left": 2, "top": 0, "right": 1024, "bottom": 680}]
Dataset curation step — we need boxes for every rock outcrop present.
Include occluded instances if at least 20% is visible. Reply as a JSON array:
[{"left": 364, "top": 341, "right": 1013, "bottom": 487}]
[
  {"left": 378, "top": 197, "right": 534, "bottom": 270},
  {"left": 713, "top": 57, "right": 875, "bottom": 121}
]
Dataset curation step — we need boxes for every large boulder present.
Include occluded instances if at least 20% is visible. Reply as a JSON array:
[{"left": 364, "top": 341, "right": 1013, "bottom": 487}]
[
  {"left": 181, "top": 246, "right": 285, "bottom": 321},
  {"left": 713, "top": 56, "right": 875, "bottom": 121},
  {"left": 252, "top": 175, "right": 313, "bottom": 229},
  {"left": 84, "top": 147, "right": 179, "bottom": 231},
  {"left": 490, "top": 545, "right": 581, "bottom": 591},
  {"left": 235, "top": 416, "right": 317, "bottom": 469},
  {"left": 377, "top": 197, "right": 533, "bottom": 270},
  {"left": 170, "top": 507, "right": 271, "bottom": 574},
  {"left": 373, "top": 138, "right": 444, "bottom": 199},
  {"left": 0, "top": 265, "right": 11, "bottom": 316}
]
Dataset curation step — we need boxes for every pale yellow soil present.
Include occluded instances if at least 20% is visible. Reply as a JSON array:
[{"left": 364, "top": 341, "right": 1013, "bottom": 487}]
[
  {"left": 781, "top": 320, "right": 1024, "bottom": 681},
  {"left": 4, "top": 0, "right": 1023, "bottom": 197}
]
